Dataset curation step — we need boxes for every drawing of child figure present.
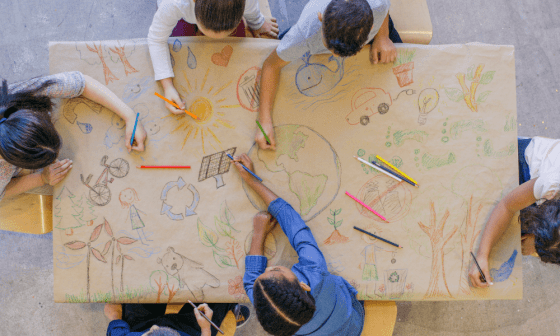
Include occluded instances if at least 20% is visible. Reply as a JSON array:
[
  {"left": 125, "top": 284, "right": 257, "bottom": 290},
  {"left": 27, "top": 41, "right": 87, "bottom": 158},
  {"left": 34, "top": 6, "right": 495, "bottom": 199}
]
[
  {"left": 360, "top": 224, "right": 393, "bottom": 298},
  {"left": 119, "top": 188, "right": 152, "bottom": 245}
]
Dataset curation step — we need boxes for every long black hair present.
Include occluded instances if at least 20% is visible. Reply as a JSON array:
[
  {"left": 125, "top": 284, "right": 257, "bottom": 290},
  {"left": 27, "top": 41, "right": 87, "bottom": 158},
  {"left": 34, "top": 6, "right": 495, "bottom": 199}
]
[
  {"left": 521, "top": 199, "right": 560, "bottom": 263},
  {"left": 0, "top": 78, "right": 61, "bottom": 169},
  {"left": 253, "top": 276, "right": 316, "bottom": 336}
]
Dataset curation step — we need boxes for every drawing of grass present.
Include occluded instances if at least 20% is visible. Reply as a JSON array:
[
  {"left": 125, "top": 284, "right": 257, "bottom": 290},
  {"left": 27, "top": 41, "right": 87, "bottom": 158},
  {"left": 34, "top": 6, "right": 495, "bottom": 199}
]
[
  {"left": 394, "top": 49, "right": 416, "bottom": 67},
  {"left": 64, "top": 286, "right": 156, "bottom": 303},
  {"left": 421, "top": 152, "right": 456, "bottom": 170}
]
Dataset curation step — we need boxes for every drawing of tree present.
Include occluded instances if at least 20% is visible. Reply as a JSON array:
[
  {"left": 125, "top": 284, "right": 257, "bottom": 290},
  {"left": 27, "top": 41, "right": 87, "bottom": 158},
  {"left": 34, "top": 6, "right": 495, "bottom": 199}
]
[
  {"left": 64, "top": 222, "right": 109, "bottom": 302},
  {"left": 458, "top": 196, "right": 483, "bottom": 295},
  {"left": 149, "top": 270, "right": 181, "bottom": 303},
  {"left": 79, "top": 195, "right": 97, "bottom": 226},
  {"left": 417, "top": 201, "right": 459, "bottom": 299},
  {"left": 445, "top": 64, "right": 495, "bottom": 112},
  {"left": 54, "top": 187, "right": 84, "bottom": 236},
  {"left": 324, "top": 208, "right": 349, "bottom": 245},
  {"left": 85, "top": 43, "right": 119, "bottom": 85},
  {"left": 108, "top": 42, "right": 139, "bottom": 76},
  {"left": 100, "top": 218, "right": 137, "bottom": 296}
]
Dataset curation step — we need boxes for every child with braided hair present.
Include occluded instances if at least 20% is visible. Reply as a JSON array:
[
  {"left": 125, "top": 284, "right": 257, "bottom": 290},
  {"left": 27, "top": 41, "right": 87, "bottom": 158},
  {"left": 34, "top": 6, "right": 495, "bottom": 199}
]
[{"left": 233, "top": 154, "right": 364, "bottom": 336}]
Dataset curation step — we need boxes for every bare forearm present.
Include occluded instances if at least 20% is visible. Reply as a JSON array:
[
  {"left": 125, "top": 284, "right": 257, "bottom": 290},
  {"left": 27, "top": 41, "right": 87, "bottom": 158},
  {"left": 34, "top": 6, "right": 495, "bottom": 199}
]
[
  {"left": 3, "top": 173, "right": 44, "bottom": 198},
  {"left": 249, "top": 231, "right": 266, "bottom": 256},
  {"left": 258, "top": 52, "right": 285, "bottom": 124},
  {"left": 477, "top": 201, "right": 516, "bottom": 258},
  {"left": 245, "top": 179, "right": 278, "bottom": 207},
  {"left": 201, "top": 328, "right": 211, "bottom": 336},
  {"left": 82, "top": 75, "right": 136, "bottom": 123},
  {"left": 160, "top": 77, "right": 175, "bottom": 91},
  {"left": 374, "top": 14, "right": 390, "bottom": 39}
]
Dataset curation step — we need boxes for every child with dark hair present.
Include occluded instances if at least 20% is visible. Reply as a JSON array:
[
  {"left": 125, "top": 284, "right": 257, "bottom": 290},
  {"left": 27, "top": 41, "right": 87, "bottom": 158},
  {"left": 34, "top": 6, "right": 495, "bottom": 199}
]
[
  {"left": 470, "top": 137, "right": 560, "bottom": 287},
  {"left": 105, "top": 302, "right": 249, "bottom": 336},
  {"left": 148, "top": 0, "right": 279, "bottom": 115},
  {"left": 0, "top": 72, "right": 146, "bottom": 203},
  {"left": 254, "top": 0, "right": 400, "bottom": 150},
  {"left": 234, "top": 154, "right": 364, "bottom": 335}
]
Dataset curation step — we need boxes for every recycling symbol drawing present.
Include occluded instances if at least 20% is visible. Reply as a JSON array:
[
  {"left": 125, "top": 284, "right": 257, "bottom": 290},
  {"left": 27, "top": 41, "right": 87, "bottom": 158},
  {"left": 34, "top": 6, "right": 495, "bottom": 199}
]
[{"left": 160, "top": 177, "right": 199, "bottom": 220}]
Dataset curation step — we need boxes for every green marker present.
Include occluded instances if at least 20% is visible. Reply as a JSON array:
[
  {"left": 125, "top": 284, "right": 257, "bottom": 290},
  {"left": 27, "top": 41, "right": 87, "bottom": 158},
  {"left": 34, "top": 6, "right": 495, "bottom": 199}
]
[{"left": 255, "top": 120, "right": 271, "bottom": 145}]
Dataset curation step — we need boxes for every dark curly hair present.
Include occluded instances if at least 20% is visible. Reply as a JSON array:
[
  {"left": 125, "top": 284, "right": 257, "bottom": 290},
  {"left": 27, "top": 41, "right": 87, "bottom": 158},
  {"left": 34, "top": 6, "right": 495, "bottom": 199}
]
[
  {"left": 253, "top": 276, "right": 316, "bottom": 336},
  {"left": 195, "top": 0, "right": 245, "bottom": 33},
  {"left": 520, "top": 199, "right": 560, "bottom": 263},
  {"left": 0, "top": 78, "right": 61, "bottom": 170},
  {"left": 323, "top": 0, "right": 373, "bottom": 57}
]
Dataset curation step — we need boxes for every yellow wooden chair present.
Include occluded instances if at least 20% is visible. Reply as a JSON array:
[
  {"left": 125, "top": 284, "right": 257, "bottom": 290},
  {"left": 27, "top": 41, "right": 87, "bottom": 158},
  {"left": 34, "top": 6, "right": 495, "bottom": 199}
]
[
  {"left": 390, "top": 0, "right": 433, "bottom": 44},
  {"left": 0, "top": 192, "right": 53, "bottom": 234}
]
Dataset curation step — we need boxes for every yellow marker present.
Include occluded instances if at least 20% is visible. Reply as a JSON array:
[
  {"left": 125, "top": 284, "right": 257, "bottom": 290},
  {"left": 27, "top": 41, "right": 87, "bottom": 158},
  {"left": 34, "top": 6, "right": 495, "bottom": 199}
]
[{"left": 376, "top": 155, "right": 419, "bottom": 186}]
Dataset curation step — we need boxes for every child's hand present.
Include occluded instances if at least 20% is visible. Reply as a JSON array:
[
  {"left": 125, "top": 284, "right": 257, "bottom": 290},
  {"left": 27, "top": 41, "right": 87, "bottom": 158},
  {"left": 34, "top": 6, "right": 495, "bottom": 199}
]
[
  {"left": 254, "top": 17, "right": 280, "bottom": 38},
  {"left": 369, "top": 36, "right": 396, "bottom": 64},
  {"left": 125, "top": 120, "right": 147, "bottom": 153},
  {"left": 194, "top": 303, "right": 213, "bottom": 331},
  {"left": 255, "top": 121, "right": 276, "bottom": 150},
  {"left": 233, "top": 154, "right": 257, "bottom": 182},
  {"left": 468, "top": 255, "right": 493, "bottom": 288},
  {"left": 41, "top": 159, "right": 72, "bottom": 186},
  {"left": 253, "top": 211, "right": 277, "bottom": 238},
  {"left": 162, "top": 81, "right": 186, "bottom": 115},
  {"left": 104, "top": 304, "right": 122, "bottom": 321}
]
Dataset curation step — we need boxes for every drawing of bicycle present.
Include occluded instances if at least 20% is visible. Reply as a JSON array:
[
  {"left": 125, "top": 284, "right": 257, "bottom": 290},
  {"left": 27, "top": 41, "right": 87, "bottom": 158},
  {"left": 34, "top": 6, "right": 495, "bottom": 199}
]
[{"left": 80, "top": 155, "right": 130, "bottom": 206}]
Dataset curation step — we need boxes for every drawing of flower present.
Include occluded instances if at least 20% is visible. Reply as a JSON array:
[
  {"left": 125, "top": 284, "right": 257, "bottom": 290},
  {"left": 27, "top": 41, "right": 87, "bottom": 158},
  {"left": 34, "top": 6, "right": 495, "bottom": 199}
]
[
  {"left": 406, "top": 283, "right": 414, "bottom": 291},
  {"left": 228, "top": 276, "right": 244, "bottom": 296},
  {"left": 378, "top": 284, "right": 385, "bottom": 293}
]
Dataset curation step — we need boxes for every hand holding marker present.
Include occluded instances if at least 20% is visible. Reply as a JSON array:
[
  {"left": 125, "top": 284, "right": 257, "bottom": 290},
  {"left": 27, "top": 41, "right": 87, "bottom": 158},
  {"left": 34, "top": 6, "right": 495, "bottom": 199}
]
[{"left": 227, "top": 154, "right": 263, "bottom": 182}]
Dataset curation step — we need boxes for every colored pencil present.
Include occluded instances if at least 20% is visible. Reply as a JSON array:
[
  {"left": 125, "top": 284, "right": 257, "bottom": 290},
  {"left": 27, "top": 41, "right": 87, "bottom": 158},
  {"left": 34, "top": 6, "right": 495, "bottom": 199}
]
[
  {"left": 470, "top": 252, "right": 489, "bottom": 284},
  {"left": 226, "top": 153, "right": 263, "bottom": 182},
  {"left": 154, "top": 92, "right": 198, "bottom": 119},
  {"left": 255, "top": 120, "right": 271, "bottom": 145},
  {"left": 353, "top": 226, "right": 403, "bottom": 249},
  {"left": 376, "top": 155, "right": 419, "bottom": 185},
  {"left": 345, "top": 191, "right": 387, "bottom": 222},
  {"left": 370, "top": 161, "right": 418, "bottom": 188},
  {"left": 187, "top": 300, "right": 224, "bottom": 335},
  {"left": 130, "top": 112, "right": 139, "bottom": 147},
  {"left": 137, "top": 166, "right": 191, "bottom": 169},
  {"left": 354, "top": 156, "right": 402, "bottom": 182}
]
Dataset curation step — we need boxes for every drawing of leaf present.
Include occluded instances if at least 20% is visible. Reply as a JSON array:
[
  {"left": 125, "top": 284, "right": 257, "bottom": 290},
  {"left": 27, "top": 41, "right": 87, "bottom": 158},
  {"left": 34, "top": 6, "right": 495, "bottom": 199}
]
[
  {"left": 64, "top": 241, "right": 87, "bottom": 250},
  {"left": 90, "top": 224, "right": 103, "bottom": 242},
  {"left": 477, "top": 91, "right": 491, "bottom": 103},
  {"left": 104, "top": 218, "right": 113, "bottom": 237},
  {"left": 221, "top": 202, "right": 236, "bottom": 225},
  {"left": 117, "top": 242, "right": 122, "bottom": 253},
  {"left": 198, "top": 218, "right": 219, "bottom": 248},
  {"left": 466, "top": 65, "right": 475, "bottom": 81},
  {"left": 124, "top": 255, "right": 134, "bottom": 261},
  {"left": 116, "top": 255, "right": 121, "bottom": 264},
  {"left": 327, "top": 217, "right": 335, "bottom": 225},
  {"left": 117, "top": 237, "right": 137, "bottom": 245},
  {"left": 444, "top": 88, "right": 464, "bottom": 102},
  {"left": 335, "top": 220, "right": 343, "bottom": 229},
  {"left": 335, "top": 208, "right": 342, "bottom": 216},
  {"left": 479, "top": 71, "right": 495, "bottom": 85},
  {"left": 330, "top": 209, "right": 335, "bottom": 216},
  {"left": 91, "top": 248, "right": 107, "bottom": 263},
  {"left": 213, "top": 250, "right": 235, "bottom": 268},
  {"left": 215, "top": 216, "right": 232, "bottom": 238},
  {"left": 101, "top": 240, "right": 112, "bottom": 256}
]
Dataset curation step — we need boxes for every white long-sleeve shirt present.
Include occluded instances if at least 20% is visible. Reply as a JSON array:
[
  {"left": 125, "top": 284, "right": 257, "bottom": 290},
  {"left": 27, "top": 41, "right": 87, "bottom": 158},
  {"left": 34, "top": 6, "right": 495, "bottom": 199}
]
[{"left": 148, "top": 0, "right": 265, "bottom": 80}]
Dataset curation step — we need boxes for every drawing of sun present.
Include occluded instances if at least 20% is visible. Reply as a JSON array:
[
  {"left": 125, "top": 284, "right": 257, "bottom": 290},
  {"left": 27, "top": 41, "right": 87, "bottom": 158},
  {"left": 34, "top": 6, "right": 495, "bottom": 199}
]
[{"left": 167, "top": 68, "right": 239, "bottom": 153}]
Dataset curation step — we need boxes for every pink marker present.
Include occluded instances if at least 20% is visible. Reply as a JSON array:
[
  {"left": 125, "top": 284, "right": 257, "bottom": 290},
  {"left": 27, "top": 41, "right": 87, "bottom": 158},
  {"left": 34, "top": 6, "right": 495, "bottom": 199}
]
[{"left": 345, "top": 191, "right": 388, "bottom": 222}]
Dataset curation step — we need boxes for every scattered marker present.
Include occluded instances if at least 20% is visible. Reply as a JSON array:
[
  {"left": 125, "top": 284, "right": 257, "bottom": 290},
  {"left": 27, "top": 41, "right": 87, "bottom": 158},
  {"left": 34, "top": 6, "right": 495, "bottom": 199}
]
[
  {"left": 154, "top": 92, "right": 198, "bottom": 119},
  {"left": 137, "top": 166, "right": 191, "bottom": 169},
  {"left": 130, "top": 112, "right": 139, "bottom": 147},
  {"left": 345, "top": 191, "right": 387, "bottom": 222},
  {"left": 353, "top": 226, "right": 402, "bottom": 249}
]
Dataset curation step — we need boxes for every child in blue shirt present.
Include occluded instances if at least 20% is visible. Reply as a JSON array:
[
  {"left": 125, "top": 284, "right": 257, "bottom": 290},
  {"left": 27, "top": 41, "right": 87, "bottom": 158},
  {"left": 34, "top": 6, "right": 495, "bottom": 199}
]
[{"left": 233, "top": 154, "right": 364, "bottom": 336}]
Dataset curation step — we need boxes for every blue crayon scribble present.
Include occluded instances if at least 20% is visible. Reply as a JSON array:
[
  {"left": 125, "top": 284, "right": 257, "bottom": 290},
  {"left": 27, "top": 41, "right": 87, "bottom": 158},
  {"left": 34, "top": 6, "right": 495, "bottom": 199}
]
[{"left": 490, "top": 249, "right": 518, "bottom": 282}]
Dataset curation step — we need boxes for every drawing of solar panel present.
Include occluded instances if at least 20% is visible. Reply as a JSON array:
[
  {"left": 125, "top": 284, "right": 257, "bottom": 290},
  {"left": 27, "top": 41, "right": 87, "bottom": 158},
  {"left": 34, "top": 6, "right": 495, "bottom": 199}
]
[{"left": 198, "top": 147, "right": 237, "bottom": 188}]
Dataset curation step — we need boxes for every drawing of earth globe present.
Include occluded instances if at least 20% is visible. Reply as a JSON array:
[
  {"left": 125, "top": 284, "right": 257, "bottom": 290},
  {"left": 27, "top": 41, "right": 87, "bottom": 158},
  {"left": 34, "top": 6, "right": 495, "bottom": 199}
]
[{"left": 243, "top": 124, "right": 341, "bottom": 221}]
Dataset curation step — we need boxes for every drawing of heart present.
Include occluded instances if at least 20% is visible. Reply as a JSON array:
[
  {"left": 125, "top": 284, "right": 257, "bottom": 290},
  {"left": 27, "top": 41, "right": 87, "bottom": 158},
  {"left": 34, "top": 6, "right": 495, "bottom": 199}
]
[{"left": 211, "top": 45, "right": 233, "bottom": 67}]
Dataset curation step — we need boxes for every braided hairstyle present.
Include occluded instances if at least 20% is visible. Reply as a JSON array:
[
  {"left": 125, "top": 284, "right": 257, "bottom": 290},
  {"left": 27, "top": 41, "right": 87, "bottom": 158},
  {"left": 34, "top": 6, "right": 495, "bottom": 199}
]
[
  {"left": 521, "top": 199, "right": 560, "bottom": 263},
  {"left": 0, "top": 78, "right": 61, "bottom": 169},
  {"left": 323, "top": 0, "right": 374, "bottom": 57},
  {"left": 253, "top": 276, "right": 316, "bottom": 336}
]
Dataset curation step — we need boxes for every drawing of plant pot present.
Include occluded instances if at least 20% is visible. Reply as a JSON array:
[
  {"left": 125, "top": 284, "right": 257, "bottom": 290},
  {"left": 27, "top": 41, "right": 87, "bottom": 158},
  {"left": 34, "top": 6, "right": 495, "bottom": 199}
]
[{"left": 392, "top": 62, "right": 414, "bottom": 88}]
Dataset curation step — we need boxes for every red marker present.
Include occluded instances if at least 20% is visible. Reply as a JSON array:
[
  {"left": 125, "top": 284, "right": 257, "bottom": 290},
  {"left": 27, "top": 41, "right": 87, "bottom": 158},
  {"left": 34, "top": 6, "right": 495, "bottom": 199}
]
[{"left": 137, "top": 166, "right": 191, "bottom": 169}]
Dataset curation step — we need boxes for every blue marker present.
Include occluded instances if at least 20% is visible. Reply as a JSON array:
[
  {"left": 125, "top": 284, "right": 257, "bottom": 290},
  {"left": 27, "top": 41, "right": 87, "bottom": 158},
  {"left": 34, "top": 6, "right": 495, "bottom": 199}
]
[
  {"left": 130, "top": 112, "right": 140, "bottom": 147},
  {"left": 226, "top": 154, "right": 263, "bottom": 182}
]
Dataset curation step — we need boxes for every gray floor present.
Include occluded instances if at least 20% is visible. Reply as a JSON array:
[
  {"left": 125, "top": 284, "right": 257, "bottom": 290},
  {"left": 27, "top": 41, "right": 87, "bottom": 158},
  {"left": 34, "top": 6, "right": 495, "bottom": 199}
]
[{"left": 1, "top": 0, "right": 559, "bottom": 335}]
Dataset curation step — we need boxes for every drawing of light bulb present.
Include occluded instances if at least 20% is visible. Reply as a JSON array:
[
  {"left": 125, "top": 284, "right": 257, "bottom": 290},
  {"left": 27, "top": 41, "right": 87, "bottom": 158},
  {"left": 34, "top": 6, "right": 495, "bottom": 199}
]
[{"left": 417, "top": 88, "right": 439, "bottom": 125}]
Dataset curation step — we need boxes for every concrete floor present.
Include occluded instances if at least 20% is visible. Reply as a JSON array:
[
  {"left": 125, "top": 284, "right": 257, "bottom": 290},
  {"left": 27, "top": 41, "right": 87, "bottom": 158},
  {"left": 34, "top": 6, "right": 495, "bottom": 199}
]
[{"left": 1, "top": 0, "right": 560, "bottom": 335}]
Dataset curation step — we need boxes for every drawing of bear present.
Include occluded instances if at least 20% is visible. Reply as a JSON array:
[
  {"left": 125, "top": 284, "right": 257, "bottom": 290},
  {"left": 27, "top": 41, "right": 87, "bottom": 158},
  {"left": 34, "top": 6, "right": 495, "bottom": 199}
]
[{"left": 157, "top": 247, "right": 220, "bottom": 301}]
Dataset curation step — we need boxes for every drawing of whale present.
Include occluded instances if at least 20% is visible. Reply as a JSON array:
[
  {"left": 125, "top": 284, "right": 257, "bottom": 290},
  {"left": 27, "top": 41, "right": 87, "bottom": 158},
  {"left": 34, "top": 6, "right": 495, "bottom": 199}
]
[{"left": 295, "top": 52, "right": 344, "bottom": 97}]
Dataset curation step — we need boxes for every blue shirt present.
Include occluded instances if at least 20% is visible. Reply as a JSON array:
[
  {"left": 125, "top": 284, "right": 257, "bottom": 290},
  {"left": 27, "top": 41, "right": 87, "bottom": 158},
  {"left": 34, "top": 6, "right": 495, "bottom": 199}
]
[{"left": 243, "top": 198, "right": 364, "bottom": 336}]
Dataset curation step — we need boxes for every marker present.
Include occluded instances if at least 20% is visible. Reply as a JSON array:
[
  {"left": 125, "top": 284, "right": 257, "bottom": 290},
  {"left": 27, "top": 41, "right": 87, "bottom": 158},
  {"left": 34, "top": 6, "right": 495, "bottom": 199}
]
[
  {"left": 376, "top": 155, "right": 419, "bottom": 186},
  {"left": 226, "top": 154, "right": 263, "bottom": 182},
  {"left": 345, "top": 191, "right": 387, "bottom": 222},
  {"left": 354, "top": 156, "right": 402, "bottom": 182},
  {"left": 130, "top": 112, "right": 139, "bottom": 147},
  {"left": 187, "top": 300, "right": 224, "bottom": 335},
  {"left": 353, "top": 226, "right": 403, "bottom": 249},
  {"left": 256, "top": 120, "right": 271, "bottom": 145},
  {"left": 371, "top": 161, "right": 418, "bottom": 188},
  {"left": 137, "top": 166, "right": 191, "bottom": 169},
  {"left": 470, "top": 252, "right": 491, "bottom": 284},
  {"left": 154, "top": 92, "right": 198, "bottom": 119}
]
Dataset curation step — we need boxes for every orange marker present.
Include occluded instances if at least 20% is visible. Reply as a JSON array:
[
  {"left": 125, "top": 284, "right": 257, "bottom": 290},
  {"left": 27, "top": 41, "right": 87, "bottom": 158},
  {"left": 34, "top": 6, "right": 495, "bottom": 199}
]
[{"left": 154, "top": 92, "right": 198, "bottom": 119}]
